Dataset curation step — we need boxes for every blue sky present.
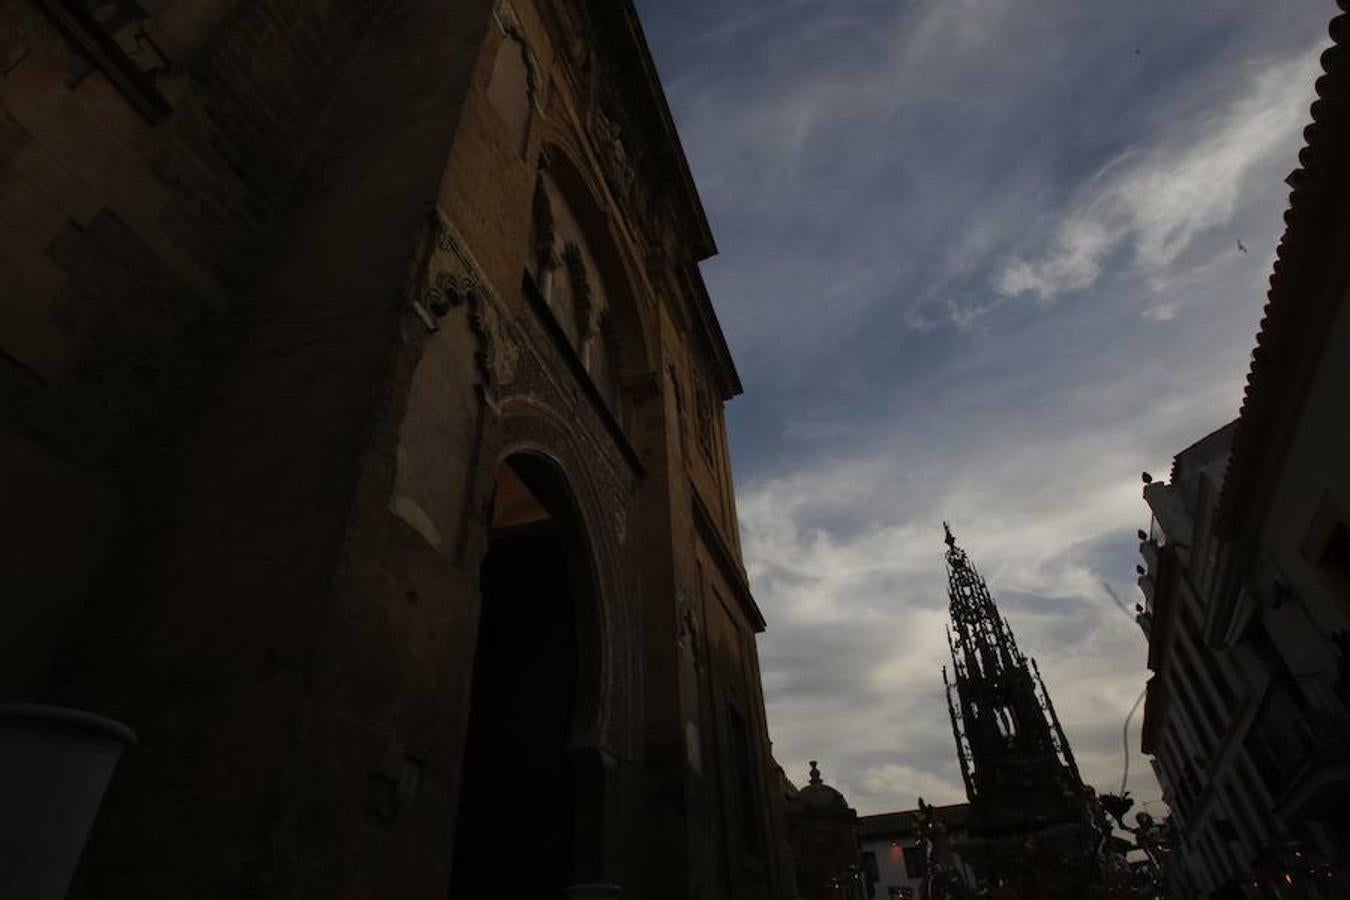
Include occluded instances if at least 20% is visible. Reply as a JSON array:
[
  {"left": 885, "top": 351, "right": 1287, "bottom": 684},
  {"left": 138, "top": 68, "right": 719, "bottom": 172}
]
[{"left": 632, "top": 0, "right": 1333, "bottom": 814}]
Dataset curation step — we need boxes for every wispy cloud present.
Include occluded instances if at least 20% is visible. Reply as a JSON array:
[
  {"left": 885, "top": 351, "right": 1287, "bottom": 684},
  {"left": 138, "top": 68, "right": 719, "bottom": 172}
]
[
  {"left": 995, "top": 46, "right": 1322, "bottom": 303},
  {"left": 636, "top": 0, "right": 1332, "bottom": 815},
  {"left": 742, "top": 417, "right": 1191, "bottom": 811}
]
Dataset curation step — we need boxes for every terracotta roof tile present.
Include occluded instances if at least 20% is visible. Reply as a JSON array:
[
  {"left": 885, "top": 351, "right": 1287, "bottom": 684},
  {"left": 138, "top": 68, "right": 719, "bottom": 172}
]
[{"left": 1215, "top": 2, "right": 1350, "bottom": 538}]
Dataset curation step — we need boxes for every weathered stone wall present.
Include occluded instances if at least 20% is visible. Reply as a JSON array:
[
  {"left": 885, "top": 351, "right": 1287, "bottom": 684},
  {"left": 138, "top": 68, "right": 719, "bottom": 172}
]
[
  {"left": 0, "top": 0, "right": 428, "bottom": 694},
  {"left": 2, "top": 0, "right": 496, "bottom": 895},
  {"left": 341, "top": 2, "right": 659, "bottom": 886},
  {"left": 2, "top": 0, "right": 791, "bottom": 896},
  {"left": 359, "top": 3, "right": 787, "bottom": 895}
]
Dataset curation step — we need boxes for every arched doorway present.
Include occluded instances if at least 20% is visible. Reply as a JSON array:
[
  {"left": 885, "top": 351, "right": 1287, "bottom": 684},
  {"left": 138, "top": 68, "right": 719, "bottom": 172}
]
[{"left": 450, "top": 452, "right": 599, "bottom": 896}]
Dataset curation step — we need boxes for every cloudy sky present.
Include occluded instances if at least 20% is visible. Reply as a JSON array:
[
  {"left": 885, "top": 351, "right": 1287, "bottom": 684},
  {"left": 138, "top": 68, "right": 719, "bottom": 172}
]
[{"left": 631, "top": 0, "right": 1333, "bottom": 815}]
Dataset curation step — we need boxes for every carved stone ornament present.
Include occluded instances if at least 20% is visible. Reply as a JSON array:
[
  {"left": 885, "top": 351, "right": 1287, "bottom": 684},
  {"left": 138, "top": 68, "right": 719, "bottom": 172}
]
[
  {"left": 676, "top": 590, "right": 701, "bottom": 669},
  {"left": 593, "top": 108, "right": 636, "bottom": 198},
  {"left": 496, "top": 399, "right": 639, "bottom": 750},
  {"left": 561, "top": 241, "right": 594, "bottom": 341},
  {"left": 493, "top": 0, "right": 544, "bottom": 110},
  {"left": 428, "top": 272, "right": 474, "bottom": 316},
  {"left": 413, "top": 209, "right": 519, "bottom": 397},
  {"left": 469, "top": 300, "right": 518, "bottom": 394},
  {"left": 667, "top": 366, "right": 689, "bottom": 455},
  {"left": 532, "top": 179, "right": 557, "bottom": 272},
  {"left": 694, "top": 381, "right": 714, "bottom": 461}
]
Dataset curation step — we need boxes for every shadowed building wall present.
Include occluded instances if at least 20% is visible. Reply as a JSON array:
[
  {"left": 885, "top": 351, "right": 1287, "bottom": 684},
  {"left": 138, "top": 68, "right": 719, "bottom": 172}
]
[
  {"left": 784, "top": 761, "right": 867, "bottom": 900},
  {"left": 1134, "top": 11, "right": 1350, "bottom": 894},
  {"left": 0, "top": 1, "right": 791, "bottom": 897}
]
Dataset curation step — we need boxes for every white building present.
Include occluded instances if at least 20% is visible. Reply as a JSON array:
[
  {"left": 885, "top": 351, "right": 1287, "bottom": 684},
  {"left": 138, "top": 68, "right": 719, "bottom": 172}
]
[{"left": 857, "top": 803, "right": 973, "bottom": 900}]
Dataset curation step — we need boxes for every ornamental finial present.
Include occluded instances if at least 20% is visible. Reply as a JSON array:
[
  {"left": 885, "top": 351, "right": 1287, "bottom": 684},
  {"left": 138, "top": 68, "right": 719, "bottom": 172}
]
[
  {"left": 809, "top": 760, "right": 822, "bottom": 785},
  {"left": 944, "top": 522, "right": 956, "bottom": 547}
]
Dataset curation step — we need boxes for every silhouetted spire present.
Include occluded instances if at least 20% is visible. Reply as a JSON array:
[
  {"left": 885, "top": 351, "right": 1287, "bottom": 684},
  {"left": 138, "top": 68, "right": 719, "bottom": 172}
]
[{"left": 941, "top": 525, "right": 1082, "bottom": 809}]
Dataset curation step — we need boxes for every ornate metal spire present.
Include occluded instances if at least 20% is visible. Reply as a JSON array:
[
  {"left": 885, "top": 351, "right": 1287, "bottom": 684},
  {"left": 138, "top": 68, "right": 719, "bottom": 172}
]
[
  {"left": 944, "top": 524, "right": 1025, "bottom": 690},
  {"left": 940, "top": 525, "right": 1082, "bottom": 808}
]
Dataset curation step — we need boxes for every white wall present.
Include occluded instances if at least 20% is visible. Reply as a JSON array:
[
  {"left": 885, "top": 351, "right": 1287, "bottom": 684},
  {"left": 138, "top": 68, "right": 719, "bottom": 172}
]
[{"left": 861, "top": 837, "right": 921, "bottom": 899}]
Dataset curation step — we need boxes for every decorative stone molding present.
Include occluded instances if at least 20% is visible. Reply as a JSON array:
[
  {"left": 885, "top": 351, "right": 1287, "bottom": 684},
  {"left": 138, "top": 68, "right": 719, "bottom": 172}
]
[
  {"left": 496, "top": 399, "right": 633, "bottom": 751},
  {"left": 405, "top": 205, "right": 644, "bottom": 754},
  {"left": 562, "top": 240, "right": 594, "bottom": 342},
  {"left": 676, "top": 587, "right": 702, "bottom": 672},
  {"left": 414, "top": 208, "right": 520, "bottom": 401},
  {"left": 592, "top": 107, "right": 637, "bottom": 201},
  {"left": 694, "top": 379, "right": 715, "bottom": 463},
  {"left": 532, "top": 179, "right": 557, "bottom": 273},
  {"left": 493, "top": 0, "right": 544, "bottom": 111}
]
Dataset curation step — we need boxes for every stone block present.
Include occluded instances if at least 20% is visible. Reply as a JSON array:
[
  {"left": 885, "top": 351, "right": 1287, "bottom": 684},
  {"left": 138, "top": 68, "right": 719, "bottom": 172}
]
[{"left": 0, "top": 106, "right": 29, "bottom": 170}]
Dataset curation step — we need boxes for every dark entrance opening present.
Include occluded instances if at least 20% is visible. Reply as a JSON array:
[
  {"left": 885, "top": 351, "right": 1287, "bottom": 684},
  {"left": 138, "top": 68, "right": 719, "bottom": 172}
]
[{"left": 450, "top": 454, "right": 593, "bottom": 896}]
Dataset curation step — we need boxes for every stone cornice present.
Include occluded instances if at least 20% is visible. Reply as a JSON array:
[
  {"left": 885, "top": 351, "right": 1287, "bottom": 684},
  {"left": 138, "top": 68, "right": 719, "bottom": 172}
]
[{"left": 689, "top": 477, "right": 765, "bottom": 633}]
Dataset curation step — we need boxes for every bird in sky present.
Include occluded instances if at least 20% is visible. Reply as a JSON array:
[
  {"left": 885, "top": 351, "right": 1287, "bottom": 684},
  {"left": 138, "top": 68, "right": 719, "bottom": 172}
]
[{"left": 1237, "top": 240, "right": 1248, "bottom": 253}]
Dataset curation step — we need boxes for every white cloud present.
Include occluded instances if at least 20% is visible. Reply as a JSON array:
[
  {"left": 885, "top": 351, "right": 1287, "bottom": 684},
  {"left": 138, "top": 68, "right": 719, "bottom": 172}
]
[
  {"left": 995, "top": 45, "right": 1322, "bottom": 303},
  {"left": 996, "top": 218, "right": 1116, "bottom": 304},
  {"left": 637, "top": 0, "right": 1332, "bottom": 819},
  {"left": 741, "top": 337, "right": 1260, "bottom": 812}
]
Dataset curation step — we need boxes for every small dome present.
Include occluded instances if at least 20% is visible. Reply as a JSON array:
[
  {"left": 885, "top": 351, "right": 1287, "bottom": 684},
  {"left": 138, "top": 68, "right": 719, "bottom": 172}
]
[{"left": 798, "top": 760, "right": 849, "bottom": 811}]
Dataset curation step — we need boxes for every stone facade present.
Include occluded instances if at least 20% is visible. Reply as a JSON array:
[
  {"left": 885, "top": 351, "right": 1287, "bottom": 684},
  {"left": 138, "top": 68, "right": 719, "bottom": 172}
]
[{"left": 0, "top": 1, "right": 790, "bottom": 897}]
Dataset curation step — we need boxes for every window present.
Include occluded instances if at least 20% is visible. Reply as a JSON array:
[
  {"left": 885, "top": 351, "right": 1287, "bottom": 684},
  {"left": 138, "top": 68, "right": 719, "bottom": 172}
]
[
  {"left": 1177, "top": 641, "right": 1222, "bottom": 736},
  {"left": 560, "top": 241, "right": 592, "bottom": 347},
  {"left": 1171, "top": 666, "right": 1216, "bottom": 754},
  {"left": 695, "top": 380, "right": 715, "bottom": 465},
  {"left": 902, "top": 844, "right": 926, "bottom": 878},
  {"left": 1234, "top": 756, "right": 1271, "bottom": 818},
  {"left": 1221, "top": 780, "right": 1261, "bottom": 850},
  {"left": 1302, "top": 494, "right": 1350, "bottom": 604},
  {"left": 994, "top": 703, "right": 1017, "bottom": 739},
  {"left": 526, "top": 168, "right": 624, "bottom": 419},
  {"left": 1189, "top": 625, "right": 1238, "bottom": 716},
  {"left": 727, "top": 706, "right": 761, "bottom": 855},
  {"left": 1320, "top": 522, "right": 1350, "bottom": 584}
]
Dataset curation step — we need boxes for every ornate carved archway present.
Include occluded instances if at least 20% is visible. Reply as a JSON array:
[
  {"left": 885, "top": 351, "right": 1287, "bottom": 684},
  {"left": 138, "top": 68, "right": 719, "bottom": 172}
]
[{"left": 405, "top": 198, "right": 645, "bottom": 891}]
